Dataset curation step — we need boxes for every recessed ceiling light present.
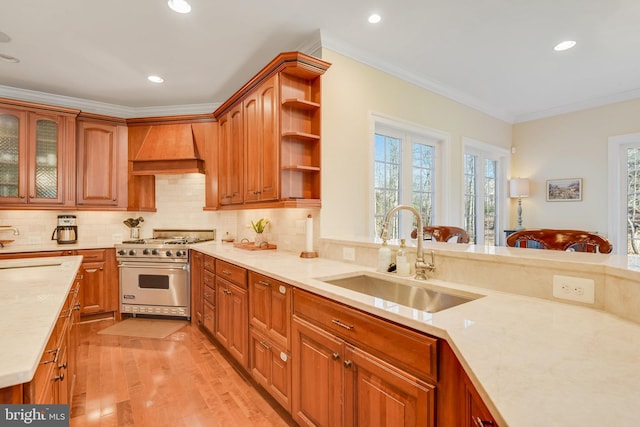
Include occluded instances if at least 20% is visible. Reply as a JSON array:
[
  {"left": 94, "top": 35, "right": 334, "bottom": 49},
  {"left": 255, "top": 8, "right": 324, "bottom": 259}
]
[
  {"left": 148, "top": 75, "right": 164, "bottom": 83},
  {"left": 554, "top": 40, "right": 576, "bottom": 51},
  {"left": 368, "top": 14, "right": 381, "bottom": 24},
  {"left": 168, "top": 0, "right": 191, "bottom": 14},
  {"left": 0, "top": 53, "right": 19, "bottom": 63}
]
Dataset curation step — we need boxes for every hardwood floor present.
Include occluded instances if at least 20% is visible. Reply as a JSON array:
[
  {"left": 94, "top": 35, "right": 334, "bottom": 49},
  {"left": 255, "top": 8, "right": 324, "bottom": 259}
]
[{"left": 70, "top": 319, "right": 295, "bottom": 427}]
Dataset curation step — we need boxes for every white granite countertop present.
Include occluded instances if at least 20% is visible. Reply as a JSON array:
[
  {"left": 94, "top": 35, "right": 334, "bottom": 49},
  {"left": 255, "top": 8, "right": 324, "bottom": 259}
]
[
  {"left": 0, "top": 256, "right": 82, "bottom": 388},
  {"left": 193, "top": 242, "right": 640, "bottom": 427}
]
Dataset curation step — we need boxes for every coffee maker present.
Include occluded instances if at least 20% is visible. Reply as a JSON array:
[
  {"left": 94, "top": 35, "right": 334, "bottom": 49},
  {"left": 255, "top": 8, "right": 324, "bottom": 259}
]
[{"left": 51, "top": 215, "right": 78, "bottom": 244}]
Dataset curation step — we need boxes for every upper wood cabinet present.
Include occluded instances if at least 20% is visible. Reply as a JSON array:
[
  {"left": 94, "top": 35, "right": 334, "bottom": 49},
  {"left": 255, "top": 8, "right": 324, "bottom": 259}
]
[
  {"left": 0, "top": 99, "right": 79, "bottom": 209},
  {"left": 218, "top": 105, "right": 244, "bottom": 206},
  {"left": 212, "top": 51, "right": 330, "bottom": 210},
  {"left": 244, "top": 74, "right": 279, "bottom": 203},
  {"left": 76, "top": 114, "right": 128, "bottom": 209}
]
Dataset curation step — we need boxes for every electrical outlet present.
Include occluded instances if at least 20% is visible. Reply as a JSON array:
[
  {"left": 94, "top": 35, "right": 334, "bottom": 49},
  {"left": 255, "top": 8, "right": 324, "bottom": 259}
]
[
  {"left": 552, "top": 275, "right": 595, "bottom": 304},
  {"left": 343, "top": 247, "right": 356, "bottom": 261}
]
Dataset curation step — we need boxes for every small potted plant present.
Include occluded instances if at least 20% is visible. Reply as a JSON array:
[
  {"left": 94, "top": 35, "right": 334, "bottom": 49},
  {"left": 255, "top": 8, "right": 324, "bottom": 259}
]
[{"left": 250, "top": 218, "right": 270, "bottom": 247}]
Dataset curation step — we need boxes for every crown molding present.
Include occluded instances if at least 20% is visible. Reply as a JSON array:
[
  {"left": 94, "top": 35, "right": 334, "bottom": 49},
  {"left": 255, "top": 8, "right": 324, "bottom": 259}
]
[
  {"left": 0, "top": 84, "right": 218, "bottom": 118},
  {"left": 513, "top": 88, "right": 640, "bottom": 123},
  {"left": 295, "top": 29, "right": 323, "bottom": 58},
  {"left": 318, "top": 32, "right": 514, "bottom": 124}
]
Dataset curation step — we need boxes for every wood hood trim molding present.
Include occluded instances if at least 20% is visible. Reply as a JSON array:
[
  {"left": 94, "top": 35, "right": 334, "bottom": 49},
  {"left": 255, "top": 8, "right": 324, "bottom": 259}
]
[{"left": 131, "top": 123, "right": 206, "bottom": 175}]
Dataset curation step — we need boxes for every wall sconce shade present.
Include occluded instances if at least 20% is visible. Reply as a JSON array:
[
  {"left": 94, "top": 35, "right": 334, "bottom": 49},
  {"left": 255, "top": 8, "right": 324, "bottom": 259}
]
[{"left": 510, "top": 178, "right": 530, "bottom": 198}]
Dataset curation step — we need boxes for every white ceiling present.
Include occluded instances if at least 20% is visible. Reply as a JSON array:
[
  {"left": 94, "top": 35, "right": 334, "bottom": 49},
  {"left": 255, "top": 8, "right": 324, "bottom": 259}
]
[{"left": 1, "top": 0, "right": 639, "bottom": 123}]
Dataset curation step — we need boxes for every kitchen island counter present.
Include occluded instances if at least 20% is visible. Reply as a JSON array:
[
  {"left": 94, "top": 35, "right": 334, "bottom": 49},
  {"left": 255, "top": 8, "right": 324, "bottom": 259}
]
[
  {"left": 0, "top": 256, "right": 82, "bottom": 389},
  {"left": 193, "top": 242, "right": 640, "bottom": 427}
]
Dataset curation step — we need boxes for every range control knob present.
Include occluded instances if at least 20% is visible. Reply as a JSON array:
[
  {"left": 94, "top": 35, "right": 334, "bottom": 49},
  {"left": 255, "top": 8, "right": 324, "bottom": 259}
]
[
  {"left": 165, "top": 250, "right": 173, "bottom": 257},
  {"left": 176, "top": 250, "right": 184, "bottom": 257},
  {"left": 152, "top": 249, "right": 160, "bottom": 255},
  {"left": 143, "top": 248, "right": 151, "bottom": 255},
  {"left": 117, "top": 249, "right": 126, "bottom": 256},
  {"left": 128, "top": 249, "right": 136, "bottom": 256}
]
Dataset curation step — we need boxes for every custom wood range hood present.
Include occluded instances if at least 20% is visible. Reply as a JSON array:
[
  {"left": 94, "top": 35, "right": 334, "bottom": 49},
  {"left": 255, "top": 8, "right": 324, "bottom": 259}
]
[{"left": 128, "top": 120, "right": 212, "bottom": 175}]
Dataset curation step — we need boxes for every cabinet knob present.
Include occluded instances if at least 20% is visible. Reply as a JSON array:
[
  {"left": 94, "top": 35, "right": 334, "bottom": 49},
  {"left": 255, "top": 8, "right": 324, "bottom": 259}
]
[
  {"left": 343, "top": 360, "right": 352, "bottom": 368},
  {"left": 332, "top": 352, "right": 340, "bottom": 361}
]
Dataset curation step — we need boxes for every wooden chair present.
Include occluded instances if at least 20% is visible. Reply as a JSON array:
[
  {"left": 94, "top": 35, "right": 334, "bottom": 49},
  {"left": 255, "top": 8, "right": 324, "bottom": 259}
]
[
  {"left": 410, "top": 226, "right": 470, "bottom": 243},
  {"left": 505, "top": 229, "right": 613, "bottom": 253}
]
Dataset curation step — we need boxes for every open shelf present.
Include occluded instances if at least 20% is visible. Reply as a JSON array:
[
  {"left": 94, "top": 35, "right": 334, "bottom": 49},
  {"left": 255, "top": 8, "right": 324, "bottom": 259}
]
[
  {"left": 281, "top": 165, "right": 320, "bottom": 172},
  {"left": 282, "top": 98, "right": 320, "bottom": 110},
  {"left": 281, "top": 131, "right": 320, "bottom": 142}
]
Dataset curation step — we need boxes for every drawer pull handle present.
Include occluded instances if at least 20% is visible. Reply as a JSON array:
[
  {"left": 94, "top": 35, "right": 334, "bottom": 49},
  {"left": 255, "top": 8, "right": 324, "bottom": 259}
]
[
  {"left": 344, "top": 360, "right": 352, "bottom": 368},
  {"left": 332, "top": 319, "right": 354, "bottom": 331},
  {"left": 42, "top": 349, "right": 59, "bottom": 364},
  {"left": 54, "top": 373, "right": 65, "bottom": 381},
  {"left": 259, "top": 341, "right": 271, "bottom": 350},
  {"left": 258, "top": 280, "right": 271, "bottom": 287},
  {"left": 332, "top": 352, "right": 340, "bottom": 360},
  {"left": 473, "top": 416, "right": 494, "bottom": 427},
  {"left": 222, "top": 269, "right": 232, "bottom": 275}
]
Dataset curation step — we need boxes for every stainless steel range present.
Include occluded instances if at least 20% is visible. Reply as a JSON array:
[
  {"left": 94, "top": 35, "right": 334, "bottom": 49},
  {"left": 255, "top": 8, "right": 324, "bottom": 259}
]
[{"left": 116, "top": 229, "right": 216, "bottom": 318}]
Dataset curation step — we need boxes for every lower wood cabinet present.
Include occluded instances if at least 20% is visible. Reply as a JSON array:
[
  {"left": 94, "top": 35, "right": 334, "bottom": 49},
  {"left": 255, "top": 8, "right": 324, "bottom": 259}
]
[
  {"left": 76, "top": 249, "right": 118, "bottom": 317},
  {"left": 4, "top": 278, "right": 81, "bottom": 405},
  {"left": 0, "top": 248, "right": 118, "bottom": 319},
  {"left": 249, "top": 327, "right": 291, "bottom": 411},
  {"left": 192, "top": 251, "right": 499, "bottom": 426},
  {"left": 292, "top": 315, "right": 434, "bottom": 427},
  {"left": 190, "top": 251, "right": 204, "bottom": 325},
  {"left": 215, "top": 259, "right": 248, "bottom": 368},
  {"left": 463, "top": 367, "right": 499, "bottom": 427}
]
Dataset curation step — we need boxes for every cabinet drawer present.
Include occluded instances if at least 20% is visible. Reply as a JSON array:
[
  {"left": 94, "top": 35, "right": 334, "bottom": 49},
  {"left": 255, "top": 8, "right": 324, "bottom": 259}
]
[
  {"left": 215, "top": 259, "right": 247, "bottom": 288},
  {"left": 204, "top": 285, "right": 215, "bottom": 306},
  {"left": 204, "top": 255, "right": 215, "bottom": 272},
  {"left": 76, "top": 249, "right": 105, "bottom": 262},
  {"left": 293, "top": 289, "right": 438, "bottom": 381},
  {"left": 203, "top": 270, "right": 215, "bottom": 288}
]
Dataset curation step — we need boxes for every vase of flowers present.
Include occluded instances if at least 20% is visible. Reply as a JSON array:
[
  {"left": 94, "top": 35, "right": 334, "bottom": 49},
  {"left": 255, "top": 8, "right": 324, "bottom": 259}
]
[{"left": 250, "top": 218, "right": 270, "bottom": 247}]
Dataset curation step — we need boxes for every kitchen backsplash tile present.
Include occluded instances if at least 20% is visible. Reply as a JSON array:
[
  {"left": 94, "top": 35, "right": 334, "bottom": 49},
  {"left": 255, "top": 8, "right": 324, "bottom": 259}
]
[{"left": 0, "top": 173, "right": 319, "bottom": 254}]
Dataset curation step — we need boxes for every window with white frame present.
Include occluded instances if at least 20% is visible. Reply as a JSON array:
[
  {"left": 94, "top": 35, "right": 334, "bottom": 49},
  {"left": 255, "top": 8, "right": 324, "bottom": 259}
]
[
  {"left": 608, "top": 133, "right": 640, "bottom": 255},
  {"left": 462, "top": 138, "right": 508, "bottom": 245},
  {"left": 373, "top": 119, "right": 443, "bottom": 240}
]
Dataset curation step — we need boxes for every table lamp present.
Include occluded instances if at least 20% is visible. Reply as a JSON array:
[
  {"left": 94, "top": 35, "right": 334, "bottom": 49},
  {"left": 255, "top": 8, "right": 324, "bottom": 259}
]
[{"left": 510, "top": 178, "right": 530, "bottom": 231}]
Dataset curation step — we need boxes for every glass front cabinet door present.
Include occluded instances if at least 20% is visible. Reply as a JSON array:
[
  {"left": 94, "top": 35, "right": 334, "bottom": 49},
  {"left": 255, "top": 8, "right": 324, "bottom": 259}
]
[
  {"left": 0, "top": 107, "right": 74, "bottom": 206},
  {"left": 0, "top": 109, "right": 27, "bottom": 202}
]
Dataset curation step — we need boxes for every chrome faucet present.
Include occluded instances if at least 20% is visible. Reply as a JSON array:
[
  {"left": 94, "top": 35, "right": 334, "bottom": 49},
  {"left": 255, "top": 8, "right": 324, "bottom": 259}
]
[{"left": 380, "top": 205, "right": 434, "bottom": 280}]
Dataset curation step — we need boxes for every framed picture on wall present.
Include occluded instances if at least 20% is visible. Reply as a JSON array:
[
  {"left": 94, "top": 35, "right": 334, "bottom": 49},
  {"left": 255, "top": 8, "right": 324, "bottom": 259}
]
[{"left": 546, "top": 178, "right": 582, "bottom": 201}]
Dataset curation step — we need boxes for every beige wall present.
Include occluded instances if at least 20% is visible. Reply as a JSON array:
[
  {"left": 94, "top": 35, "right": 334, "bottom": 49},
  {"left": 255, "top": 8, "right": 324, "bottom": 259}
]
[
  {"left": 512, "top": 98, "right": 640, "bottom": 234},
  {"left": 319, "top": 49, "right": 513, "bottom": 239}
]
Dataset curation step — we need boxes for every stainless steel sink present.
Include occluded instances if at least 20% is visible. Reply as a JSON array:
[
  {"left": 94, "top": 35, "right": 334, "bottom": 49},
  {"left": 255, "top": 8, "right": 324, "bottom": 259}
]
[{"left": 316, "top": 272, "right": 481, "bottom": 313}]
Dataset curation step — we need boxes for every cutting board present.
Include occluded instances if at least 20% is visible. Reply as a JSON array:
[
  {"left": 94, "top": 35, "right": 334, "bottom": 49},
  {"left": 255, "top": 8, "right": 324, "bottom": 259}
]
[{"left": 233, "top": 242, "right": 277, "bottom": 251}]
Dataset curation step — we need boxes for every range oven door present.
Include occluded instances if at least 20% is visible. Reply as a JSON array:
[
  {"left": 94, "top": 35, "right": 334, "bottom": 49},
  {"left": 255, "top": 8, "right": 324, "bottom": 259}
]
[{"left": 119, "top": 262, "right": 189, "bottom": 310}]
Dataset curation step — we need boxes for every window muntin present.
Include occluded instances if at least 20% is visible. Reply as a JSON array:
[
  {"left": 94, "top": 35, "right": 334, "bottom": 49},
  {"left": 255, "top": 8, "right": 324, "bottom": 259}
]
[{"left": 373, "top": 123, "right": 439, "bottom": 240}]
